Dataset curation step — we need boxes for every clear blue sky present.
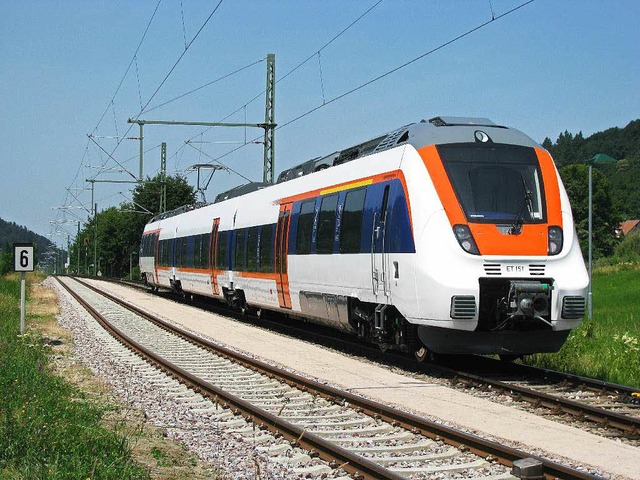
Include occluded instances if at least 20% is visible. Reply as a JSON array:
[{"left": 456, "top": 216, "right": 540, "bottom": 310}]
[{"left": 1, "top": 0, "right": 638, "bottom": 244}]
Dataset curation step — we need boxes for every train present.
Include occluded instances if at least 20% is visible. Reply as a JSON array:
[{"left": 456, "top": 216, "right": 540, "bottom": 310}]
[{"left": 139, "top": 116, "right": 589, "bottom": 361}]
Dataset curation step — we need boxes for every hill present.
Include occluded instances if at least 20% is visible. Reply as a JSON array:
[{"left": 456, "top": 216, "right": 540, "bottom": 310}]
[
  {"left": 0, "top": 217, "right": 59, "bottom": 269},
  {"left": 542, "top": 119, "right": 640, "bottom": 219}
]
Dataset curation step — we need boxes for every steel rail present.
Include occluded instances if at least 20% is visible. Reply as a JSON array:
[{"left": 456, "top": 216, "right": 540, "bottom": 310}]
[
  {"left": 447, "top": 367, "right": 640, "bottom": 435},
  {"left": 58, "top": 277, "right": 406, "bottom": 480},
  {"left": 69, "top": 276, "right": 602, "bottom": 480},
  {"left": 111, "top": 276, "right": 640, "bottom": 435}
]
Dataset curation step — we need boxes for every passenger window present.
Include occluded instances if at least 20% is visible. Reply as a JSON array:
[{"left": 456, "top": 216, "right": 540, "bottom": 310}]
[
  {"left": 193, "top": 236, "right": 201, "bottom": 268},
  {"left": 340, "top": 188, "right": 366, "bottom": 253},
  {"left": 259, "top": 224, "right": 274, "bottom": 272},
  {"left": 296, "top": 200, "right": 315, "bottom": 254},
  {"left": 182, "top": 237, "right": 190, "bottom": 267},
  {"left": 202, "top": 233, "right": 210, "bottom": 268},
  {"left": 247, "top": 227, "right": 259, "bottom": 271},
  {"left": 216, "top": 232, "right": 228, "bottom": 270},
  {"left": 235, "top": 230, "right": 246, "bottom": 271},
  {"left": 317, "top": 194, "right": 338, "bottom": 254}
]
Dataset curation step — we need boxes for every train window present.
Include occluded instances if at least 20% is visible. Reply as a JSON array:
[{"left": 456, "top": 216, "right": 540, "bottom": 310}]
[
  {"left": 259, "top": 224, "right": 274, "bottom": 272},
  {"left": 202, "top": 233, "right": 210, "bottom": 268},
  {"left": 296, "top": 200, "right": 315, "bottom": 255},
  {"left": 195, "top": 235, "right": 200, "bottom": 268},
  {"left": 174, "top": 239, "right": 180, "bottom": 266},
  {"left": 317, "top": 194, "right": 339, "bottom": 254},
  {"left": 186, "top": 236, "right": 195, "bottom": 268},
  {"left": 216, "top": 231, "right": 228, "bottom": 270},
  {"left": 340, "top": 188, "right": 366, "bottom": 253},
  {"left": 247, "top": 227, "right": 259, "bottom": 271},
  {"left": 235, "top": 229, "right": 246, "bottom": 271},
  {"left": 437, "top": 144, "right": 546, "bottom": 224},
  {"left": 181, "top": 237, "right": 189, "bottom": 267},
  {"left": 159, "top": 239, "right": 171, "bottom": 266}
]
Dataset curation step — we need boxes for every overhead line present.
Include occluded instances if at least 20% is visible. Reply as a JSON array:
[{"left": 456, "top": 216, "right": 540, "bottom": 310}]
[
  {"left": 278, "top": 0, "right": 383, "bottom": 85},
  {"left": 102, "top": 0, "right": 226, "bottom": 169},
  {"left": 277, "top": 0, "right": 536, "bottom": 131},
  {"left": 207, "top": 0, "right": 536, "bottom": 172},
  {"left": 141, "top": 57, "right": 265, "bottom": 115},
  {"left": 169, "top": 0, "right": 384, "bottom": 174},
  {"left": 219, "top": 0, "right": 385, "bottom": 122},
  {"left": 92, "top": 0, "right": 163, "bottom": 135},
  {"left": 132, "top": 0, "right": 225, "bottom": 121},
  {"left": 184, "top": 141, "right": 253, "bottom": 183}
]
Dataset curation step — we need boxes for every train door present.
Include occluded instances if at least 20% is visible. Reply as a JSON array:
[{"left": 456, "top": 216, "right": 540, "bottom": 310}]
[
  {"left": 153, "top": 231, "right": 160, "bottom": 285},
  {"left": 210, "top": 218, "right": 220, "bottom": 296},
  {"left": 275, "top": 203, "right": 292, "bottom": 308},
  {"left": 371, "top": 185, "right": 390, "bottom": 301}
]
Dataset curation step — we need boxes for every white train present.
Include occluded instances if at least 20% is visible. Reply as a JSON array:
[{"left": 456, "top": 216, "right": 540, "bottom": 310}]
[{"left": 140, "top": 116, "right": 588, "bottom": 360}]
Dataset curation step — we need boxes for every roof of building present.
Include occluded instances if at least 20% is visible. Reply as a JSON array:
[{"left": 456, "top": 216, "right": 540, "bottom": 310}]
[{"left": 620, "top": 220, "right": 640, "bottom": 235}]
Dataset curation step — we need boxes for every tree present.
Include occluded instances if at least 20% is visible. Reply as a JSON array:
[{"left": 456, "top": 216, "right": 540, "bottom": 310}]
[
  {"left": 559, "top": 164, "right": 620, "bottom": 259},
  {"left": 67, "top": 174, "right": 196, "bottom": 277},
  {"left": 131, "top": 173, "right": 196, "bottom": 215}
]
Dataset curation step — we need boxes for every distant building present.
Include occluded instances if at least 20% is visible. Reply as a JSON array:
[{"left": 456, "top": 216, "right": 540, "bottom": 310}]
[{"left": 618, "top": 219, "right": 640, "bottom": 237}]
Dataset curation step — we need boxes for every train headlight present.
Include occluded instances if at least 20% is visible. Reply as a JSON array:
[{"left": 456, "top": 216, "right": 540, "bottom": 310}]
[
  {"left": 453, "top": 224, "right": 480, "bottom": 255},
  {"left": 548, "top": 226, "right": 563, "bottom": 255}
]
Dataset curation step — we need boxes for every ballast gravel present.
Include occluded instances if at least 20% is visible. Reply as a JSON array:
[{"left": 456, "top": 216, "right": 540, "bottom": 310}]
[
  {"left": 46, "top": 278, "right": 352, "bottom": 479},
  {"left": 50, "top": 278, "right": 640, "bottom": 479}
]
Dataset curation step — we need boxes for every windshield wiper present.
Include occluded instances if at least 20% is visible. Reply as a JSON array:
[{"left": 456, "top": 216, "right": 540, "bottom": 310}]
[{"left": 508, "top": 177, "right": 534, "bottom": 235}]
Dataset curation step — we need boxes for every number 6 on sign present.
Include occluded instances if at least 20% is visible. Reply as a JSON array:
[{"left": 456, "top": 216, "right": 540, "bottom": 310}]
[{"left": 13, "top": 243, "right": 35, "bottom": 272}]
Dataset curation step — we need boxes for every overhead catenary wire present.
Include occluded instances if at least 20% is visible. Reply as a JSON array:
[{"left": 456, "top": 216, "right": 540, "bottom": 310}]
[
  {"left": 277, "top": 0, "right": 536, "bottom": 131},
  {"left": 99, "top": 0, "right": 226, "bottom": 172},
  {"left": 204, "top": 0, "right": 536, "bottom": 170},
  {"left": 141, "top": 57, "right": 265, "bottom": 115},
  {"left": 167, "top": 0, "right": 384, "bottom": 174},
  {"left": 91, "top": 0, "right": 163, "bottom": 135},
  {"left": 131, "top": 0, "right": 225, "bottom": 121},
  {"left": 184, "top": 141, "right": 252, "bottom": 183}
]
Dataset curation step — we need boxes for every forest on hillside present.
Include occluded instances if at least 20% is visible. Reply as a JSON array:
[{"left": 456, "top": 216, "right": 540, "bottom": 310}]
[
  {"left": 0, "top": 218, "right": 62, "bottom": 274},
  {"left": 542, "top": 119, "right": 640, "bottom": 220}
]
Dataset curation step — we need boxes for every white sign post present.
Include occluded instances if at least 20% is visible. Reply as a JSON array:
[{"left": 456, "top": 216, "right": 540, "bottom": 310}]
[{"left": 13, "top": 243, "right": 34, "bottom": 334}]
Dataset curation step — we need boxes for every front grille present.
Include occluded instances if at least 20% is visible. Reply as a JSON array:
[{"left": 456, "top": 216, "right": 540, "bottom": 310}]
[
  {"left": 450, "top": 295, "right": 477, "bottom": 319},
  {"left": 562, "top": 296, "right": 585, "bottom": 319},
  {"left": 483, "top": 263, "right": 501, "bottom": 276},
  {"left": 529, "top": 264, "right": 546, "bottom": 276}
]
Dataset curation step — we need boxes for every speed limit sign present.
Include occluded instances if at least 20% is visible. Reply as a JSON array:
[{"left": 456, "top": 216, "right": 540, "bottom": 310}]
[{"left": 13, "top": 243, "right": 35, "bottom": 272}]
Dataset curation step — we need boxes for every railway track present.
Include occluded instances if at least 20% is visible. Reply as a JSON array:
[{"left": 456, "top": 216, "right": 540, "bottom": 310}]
[
  {"left": 57, "top": 276, "right": 600, "bottom": 480},
  {"left": 110, "top": 277, "right": 640, "bottom": 441}
]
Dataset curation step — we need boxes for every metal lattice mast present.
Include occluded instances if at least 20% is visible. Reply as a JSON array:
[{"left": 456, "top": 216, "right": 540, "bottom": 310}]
[
  {"left": 160, "top": 142, "right": 167, "bottom": 213},
  {"left": 263, "top": 53, "right": 276, "bottom": 184}
]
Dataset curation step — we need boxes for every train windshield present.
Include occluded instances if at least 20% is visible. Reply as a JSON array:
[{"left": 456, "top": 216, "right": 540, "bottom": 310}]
[{"left": 437, "top": 144, "right": 546, "bottom": 224}]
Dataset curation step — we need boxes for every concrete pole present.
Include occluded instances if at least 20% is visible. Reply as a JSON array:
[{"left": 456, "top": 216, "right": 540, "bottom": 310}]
[{"left": 587, "top": 164, "right": 593, "bottom": 321}]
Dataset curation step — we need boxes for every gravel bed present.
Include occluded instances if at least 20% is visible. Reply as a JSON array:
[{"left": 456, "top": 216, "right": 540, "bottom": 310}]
[
  {"left": 82, "top": 278, "right": 620, "bottom": 479},
  {"left": 47, "top": 277, "right": 353, "bottom": 479}
]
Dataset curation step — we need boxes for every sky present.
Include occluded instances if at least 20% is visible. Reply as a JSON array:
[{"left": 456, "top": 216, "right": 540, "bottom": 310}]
[{"left": 1, "top": 0, "right": 638, "bottom": 245}]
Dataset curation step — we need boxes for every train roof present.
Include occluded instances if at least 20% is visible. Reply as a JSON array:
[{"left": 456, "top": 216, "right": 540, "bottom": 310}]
[
  {"left": 145, "top": 116, "right": 541, "bottom": 227},
  {"left": 276, "top": 116, "right": 539, "bottom": 184},
  {"left": 148, "top": 202, "right": 210, "bottom": 224}
]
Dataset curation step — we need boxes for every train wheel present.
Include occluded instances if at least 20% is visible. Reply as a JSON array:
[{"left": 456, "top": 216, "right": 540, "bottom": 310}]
[{"left": 414, "top": 347, "right": 429, "bottom": 363}]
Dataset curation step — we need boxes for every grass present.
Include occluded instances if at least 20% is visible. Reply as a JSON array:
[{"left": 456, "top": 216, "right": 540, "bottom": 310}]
[
  {"left": 0, "top": 272, "right": 151, "bottom": 480},
  {"left": 525, "top": 263, "right": 640, "bottom": 388}
]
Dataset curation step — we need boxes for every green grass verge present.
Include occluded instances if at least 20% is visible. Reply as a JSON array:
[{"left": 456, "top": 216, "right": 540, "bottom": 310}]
[
  {"left": 526, "top": 264, "right": 640, "bottom": 388},
  {"left": 0, "top": 276, "right": 150, "bottom": 480}
]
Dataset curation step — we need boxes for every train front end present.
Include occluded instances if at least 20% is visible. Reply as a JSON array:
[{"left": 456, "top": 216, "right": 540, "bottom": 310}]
[{"left": 410, "top": 117, "right": 588, "bottom": 355}]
